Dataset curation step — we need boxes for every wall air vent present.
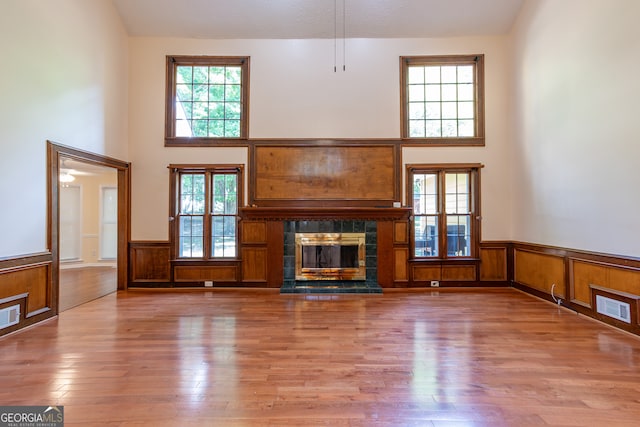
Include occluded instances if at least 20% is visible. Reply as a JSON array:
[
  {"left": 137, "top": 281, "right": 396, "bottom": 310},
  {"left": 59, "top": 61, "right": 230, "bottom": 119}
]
[
  {"left": 0, "top": 304, "right": 20, "bottom": 329},
  {"left": 595, "top": 295, "right": 631, "bottom": 324}
]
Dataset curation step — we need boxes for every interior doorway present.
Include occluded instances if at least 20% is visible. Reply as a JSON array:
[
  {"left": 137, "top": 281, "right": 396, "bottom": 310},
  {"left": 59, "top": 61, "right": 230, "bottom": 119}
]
[
  {"left": 58, "top": 157, "right": 119, "bottom": 311},
  {"left": 48, "top": 142, "right": 130, "bottom": 314}
]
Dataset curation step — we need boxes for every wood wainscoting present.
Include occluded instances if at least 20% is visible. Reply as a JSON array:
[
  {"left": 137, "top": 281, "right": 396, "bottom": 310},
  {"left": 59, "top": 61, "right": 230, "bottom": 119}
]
[
  {"left": 511, "top": 241, "right": 640, "bottom": 335},
  {"left": 127, "top": 238, "right": 512, "bottom": 289},
  {"left": 0, "top": 252, "right": 54, "bottom": 336},
  {"left": 129, "top": 241, "right": 171, "bottom": 286}
]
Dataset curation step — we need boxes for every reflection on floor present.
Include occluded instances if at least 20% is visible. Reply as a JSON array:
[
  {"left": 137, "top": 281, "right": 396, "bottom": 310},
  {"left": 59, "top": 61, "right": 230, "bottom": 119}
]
[
  {"left": 2, "top": 288, "right": 640, "bottom": 425},
  {"left": 59, "top": 264, "right": 116, "bottom": 311}
]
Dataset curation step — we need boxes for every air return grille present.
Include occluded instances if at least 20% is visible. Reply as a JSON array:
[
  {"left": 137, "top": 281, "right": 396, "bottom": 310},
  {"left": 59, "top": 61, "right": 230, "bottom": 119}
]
[
  {"left": 595, "top": 295, "right": 631, "bottom": 324},
  {"left": 0, "top": 304, "right": 20, "bottom": 329}
]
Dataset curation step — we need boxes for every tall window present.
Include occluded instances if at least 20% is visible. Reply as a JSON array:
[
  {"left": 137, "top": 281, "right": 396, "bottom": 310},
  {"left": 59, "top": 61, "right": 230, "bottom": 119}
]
[
  {"left": 165, "top": 56, "right": 249, "bottom": 146},
  {"left": 171, "top": 166, "right": 242, "bottom": 259},
  {"left": 100, "top": 186, "right": 118, "bottom": 260},
  {"left": 409, "top": 165, "right": 480, "bottom": 259},
  {"left": 401, "top": 55, "right": 484, "bottom": 145}
]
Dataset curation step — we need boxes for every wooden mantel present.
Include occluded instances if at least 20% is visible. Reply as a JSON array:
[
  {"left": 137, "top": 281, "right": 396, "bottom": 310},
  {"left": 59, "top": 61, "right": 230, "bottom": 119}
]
[{"left": 239, "top": 206, "right": 412, "bottom": 221}]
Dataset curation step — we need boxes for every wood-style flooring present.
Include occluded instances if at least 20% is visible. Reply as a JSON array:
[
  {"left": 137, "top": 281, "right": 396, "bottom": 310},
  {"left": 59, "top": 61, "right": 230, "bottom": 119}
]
[
  {"left": 2, "top": 288, "right": 640, "bottom": 426},
  {"left": 59, "top": 265, "right": 117, "bottom": 312}
]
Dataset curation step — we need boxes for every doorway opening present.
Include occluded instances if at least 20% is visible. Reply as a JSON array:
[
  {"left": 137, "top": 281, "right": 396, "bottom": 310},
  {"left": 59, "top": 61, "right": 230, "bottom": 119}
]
[{"left": 48, "top": 142, "right": 130, "bottom": 313}]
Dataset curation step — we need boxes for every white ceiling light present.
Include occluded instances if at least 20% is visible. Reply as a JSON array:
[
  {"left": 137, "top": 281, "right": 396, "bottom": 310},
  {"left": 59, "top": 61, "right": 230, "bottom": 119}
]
[{"left": 59, "top": 172, "right": 75, "bottom": 183}]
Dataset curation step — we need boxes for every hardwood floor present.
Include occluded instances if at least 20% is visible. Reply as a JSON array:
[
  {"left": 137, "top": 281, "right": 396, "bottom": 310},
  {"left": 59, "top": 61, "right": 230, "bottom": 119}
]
[
  {"left": 2, "top": 288, "right": 640, "bottom": 426},
  {"left": 59, "top": 265, "right": 117, "bottom": 312}
]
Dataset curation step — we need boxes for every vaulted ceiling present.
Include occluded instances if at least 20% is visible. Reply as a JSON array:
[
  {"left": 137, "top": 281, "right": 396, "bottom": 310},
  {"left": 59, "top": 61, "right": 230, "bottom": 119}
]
[{"left": 112, "top": 0, "right": 525, "bottom": 39}]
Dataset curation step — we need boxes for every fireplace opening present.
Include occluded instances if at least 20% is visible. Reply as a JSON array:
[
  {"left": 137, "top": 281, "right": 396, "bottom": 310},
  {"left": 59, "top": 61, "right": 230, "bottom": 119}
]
[{"left": 295, "top": 232, "right": 366, "bottom": 281}]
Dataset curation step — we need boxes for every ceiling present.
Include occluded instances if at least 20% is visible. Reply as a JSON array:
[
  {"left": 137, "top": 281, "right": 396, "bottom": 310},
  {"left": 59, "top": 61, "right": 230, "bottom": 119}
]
[{"left": 111, "top": 0, "right": 525, "bottom": 39}]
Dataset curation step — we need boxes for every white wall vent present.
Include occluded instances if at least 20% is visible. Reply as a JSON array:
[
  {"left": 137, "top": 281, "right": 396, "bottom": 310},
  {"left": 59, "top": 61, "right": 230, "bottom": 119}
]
[
  {"left": 0, "top": 304, "right": 21, "bottom": 329},
  {"left": 596, "top": 295, "right": 631, "bottom": 324}
]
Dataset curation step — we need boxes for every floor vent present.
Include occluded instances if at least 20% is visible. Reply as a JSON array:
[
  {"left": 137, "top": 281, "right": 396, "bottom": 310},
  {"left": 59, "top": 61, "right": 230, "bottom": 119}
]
[
  {"left": 0, "top": 304, "right": 20, "bottom": 329},
  {"left": 596, "top": 295, "right": 630, "bottom": 323}
]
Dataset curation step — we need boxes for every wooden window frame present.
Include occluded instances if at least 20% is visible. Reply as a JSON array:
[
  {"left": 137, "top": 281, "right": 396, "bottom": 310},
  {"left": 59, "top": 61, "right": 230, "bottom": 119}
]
[
  {"left": 407, "top": 164, "right": 481, "bottom": 260},
  {"left": 169, "top": 165, "right": 244, "bottom": 260},
  {"left": 400, "top": 55, "right": 485, "bottom": 146},
  {"left": 165, "top": 56, "right": 250, "bottom": 147}
]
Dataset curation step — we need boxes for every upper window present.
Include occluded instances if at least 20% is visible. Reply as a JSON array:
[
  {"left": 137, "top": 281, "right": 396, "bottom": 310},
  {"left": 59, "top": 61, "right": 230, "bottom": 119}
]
[
  {"left": 401, "top": 55, "right": 484, "bottom": 145},
  {"left": 408, "top": 165, "right": 480, "bottom": 259},
  {"left": 165, "top": 56, "right": 249, "bottom": 146},
  {"left": 170, "top": 165, "right": 242, "bottom": 259}
]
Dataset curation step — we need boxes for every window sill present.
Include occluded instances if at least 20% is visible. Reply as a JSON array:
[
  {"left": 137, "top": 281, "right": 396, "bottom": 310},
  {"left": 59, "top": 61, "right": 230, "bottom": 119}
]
[
  {"left": 401, "top": 137, "right": 485, "bottom": 147},
  {"left": 409, "top": 257, "right": 480, "bottom": 263},
  {"left": 165, "top": 137, "right": 249, "bottom": 147}
]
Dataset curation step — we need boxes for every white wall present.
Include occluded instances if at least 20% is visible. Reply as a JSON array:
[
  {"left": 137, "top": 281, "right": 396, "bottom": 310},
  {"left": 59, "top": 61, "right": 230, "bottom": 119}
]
[
  {"left": 128, "top": 36, "right": 512, "bottom": 241},
  {"left": 0, "top": 0, "right": 129, "bottom": 258},
  {"left": 510, "top": 0, "right": 640, "bottom": 257}
]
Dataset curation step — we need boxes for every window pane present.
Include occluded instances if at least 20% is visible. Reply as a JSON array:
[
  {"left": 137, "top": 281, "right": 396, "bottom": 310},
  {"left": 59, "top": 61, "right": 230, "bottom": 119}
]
[
  {"left": 180, "top": 174, "right": 205, "bottom": 214},
  {"left": 425, "top": 85, "right": 440, "bottom": 102},
  {"left": 180, "top": 102, "right": 193, "bottom": 119},
  {"left": 177, "top": 66, "right": 193, "bottom": 84},
  {"left": 413, "top": 174, "right": 437, "bottom": 215},
  {"left": 426, "top": 120, "right": 442, "bottom": 137},
  {"left": 193, "top": 102, "right": 208, "bottom": 119},
  {"left": 225, "top": 102, "right": 241, "bottom": 119},
  {"left": 176, "top": 84, "right": 192, "bottom": 102},
  {"left": 226, "top": 85, "right": 241, "bottom": 101},
  {"left": 209, "top": 84, "right": 225, "bottom": 101},
  {"left": 225, "top": 120, "right": 240, "bottom": 137},
  {"left": 458, "top": 120, "right": 475, "bottom": 137},
  {"left": 179, "top": 216, "right": 204, "bottom": 258},
  {"left": 409, "top": 120, "right": 425, "bottom": 137},
  {"left": 409, "top": 103, "right": 425, "bottom": 120},
  {"left": 445, "top": 173, "right": 470, "bottom": 214},
  {"left": 408, "top": 67, "right": 424, "bottom": 84},
  {"left": 441, "top": 66, "right": 457, "bottom": 83},
  {"left": 208, "top": 102, "right": 225, "bottom": 119},
  {"left": 458, "top": 102, "right": 474, "bottom": 119},
  {"left": 209, "top": 120, "right": 225, "bottom": 137},
  {"left": 442, "top": 120, "right": 457, "bottom": 137},
  {"left": 442, "top": 102, "right": 457, "bottom": 119},
  {"left": 441, "top": 84, "right": 457, "bottom": 101},
  {"left": 192, "top": 120, "right": 208, "bottom": 136},
  {"left": 415, "top": 215, "right": 438, "bottom": 257},
  {"left": 457, "top": 65, "right": 474, "bottom": 83},
  {"left": 424, "top": 67, "right": 440, "bottom": 83},
  {"left": 222, "top": 237, "right": 236, "bottom": 257},
  {"left": 425, "top": 102, "right": 441, "bottom": 119},
  {"left": 193, "top": 66, "right": 208, "bottom": 84},
  {"left": 458, "top": 84, "right": 474, "bottom": 101},
  {"left": 408, "top": 85, "right": 424, "bottom": 102},
  {"left": 446, "top": 215, "right": 470, "bottom": 256},
  {"left": 225, "top": 67, "right": 241, "bottom": 84},
  {"left": 212, "top": 216, "right": 224, "bottom": 236},
  {"left": 193, "top": 84, "right": 208, "bottom": 102},
  {"left": 209, "top": 67, "right": 225, "bottom": 84}
]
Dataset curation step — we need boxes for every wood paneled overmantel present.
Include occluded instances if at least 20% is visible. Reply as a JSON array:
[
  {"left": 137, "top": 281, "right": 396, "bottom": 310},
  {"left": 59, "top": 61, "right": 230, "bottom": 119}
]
[{"left": 239, "top": 207, "right": 412, "bottom": 221}]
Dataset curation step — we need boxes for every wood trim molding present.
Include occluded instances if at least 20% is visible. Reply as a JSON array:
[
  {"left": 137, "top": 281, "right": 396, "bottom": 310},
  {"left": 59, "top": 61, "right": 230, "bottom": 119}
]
[
  {"left": 239, "top": 207, "right": 412, "bottom": 221},
  {"left": 47, "top": 141, "right": 131, "bottom": 294}
]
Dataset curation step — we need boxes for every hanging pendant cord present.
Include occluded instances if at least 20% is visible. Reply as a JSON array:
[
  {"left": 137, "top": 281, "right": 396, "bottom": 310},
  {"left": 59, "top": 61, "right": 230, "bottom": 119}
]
[
  {"left": 343, "top": 0, "right": 346, "bottom": 71},
  {"left": 334, "top": 0, "right": 337, "bottom": 72}
]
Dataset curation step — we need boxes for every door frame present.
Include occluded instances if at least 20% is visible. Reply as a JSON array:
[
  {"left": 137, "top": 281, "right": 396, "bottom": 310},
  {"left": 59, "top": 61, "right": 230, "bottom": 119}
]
[{"left": 47, "top": 141, "right": 130, "bottom": 313}]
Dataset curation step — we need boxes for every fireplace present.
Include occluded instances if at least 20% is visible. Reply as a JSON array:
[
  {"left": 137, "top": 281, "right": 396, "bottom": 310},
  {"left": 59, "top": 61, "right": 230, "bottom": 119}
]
[{"left": 295, "top": 232, "right": 366, "bottom": 281}]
